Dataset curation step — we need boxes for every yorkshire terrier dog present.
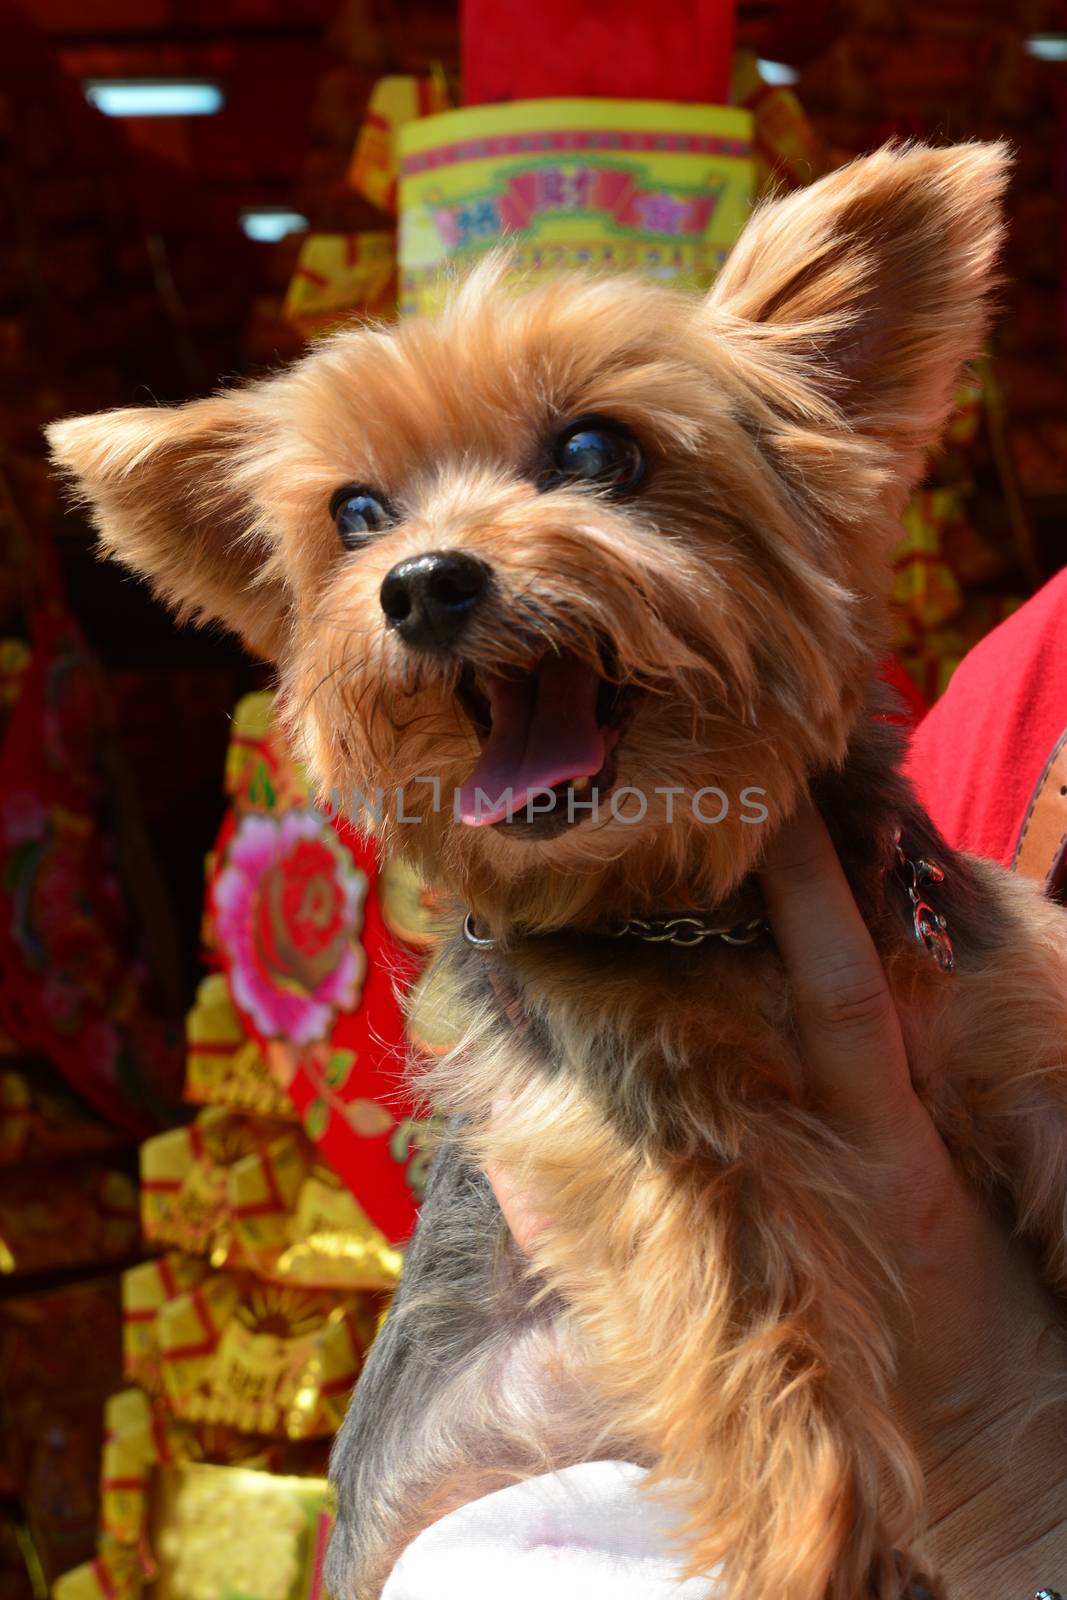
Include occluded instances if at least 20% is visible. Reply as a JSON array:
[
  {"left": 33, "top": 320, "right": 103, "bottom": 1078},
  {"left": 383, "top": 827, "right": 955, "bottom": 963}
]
[{"left": 50, "top": 142, "right": 1067, "bottom": 1600}]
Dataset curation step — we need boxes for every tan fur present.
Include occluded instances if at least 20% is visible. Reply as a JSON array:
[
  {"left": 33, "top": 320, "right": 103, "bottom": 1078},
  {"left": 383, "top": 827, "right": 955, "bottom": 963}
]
[
  {"left": 422, "top": 876, "right": 1067, "bottom": 1598},
  {"left": 47, "top": 141, "right": 1067, "bottom": 1600}
]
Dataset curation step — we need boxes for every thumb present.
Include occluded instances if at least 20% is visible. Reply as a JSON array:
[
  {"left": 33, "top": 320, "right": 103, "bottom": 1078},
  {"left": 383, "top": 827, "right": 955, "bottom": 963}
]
[{"left": 758, "top": 800, "right": 918, "bottom": 1144}]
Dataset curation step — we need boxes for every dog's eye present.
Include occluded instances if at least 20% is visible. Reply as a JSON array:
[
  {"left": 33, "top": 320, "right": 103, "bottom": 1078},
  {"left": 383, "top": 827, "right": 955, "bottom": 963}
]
[
  {"left": 330, "top": 486, "right": 396, "bottom": 549},
  {"left": 548, "top": 417, "right": 644, "bottom": 493}
]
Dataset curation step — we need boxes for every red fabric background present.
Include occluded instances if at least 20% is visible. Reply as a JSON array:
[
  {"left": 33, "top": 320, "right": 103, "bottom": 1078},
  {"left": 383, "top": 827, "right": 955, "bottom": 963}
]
[
  {"left": 906, "top": 567, "right": 1067, "bottom": 865},
  {"left": 462, "top": 0, "right": 736, "bottom": 107}
]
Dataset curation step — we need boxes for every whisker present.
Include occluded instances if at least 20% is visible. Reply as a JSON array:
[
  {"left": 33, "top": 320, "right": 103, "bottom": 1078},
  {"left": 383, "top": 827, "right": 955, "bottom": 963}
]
[{"left": 297, "top": 648, "right": 370, "bottom": 721}]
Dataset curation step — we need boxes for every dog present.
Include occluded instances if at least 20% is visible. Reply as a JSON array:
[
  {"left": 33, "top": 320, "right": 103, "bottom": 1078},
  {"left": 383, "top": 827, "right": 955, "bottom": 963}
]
[{"left": 48, "top": 140, "right": 1067, "bottom": 1600}]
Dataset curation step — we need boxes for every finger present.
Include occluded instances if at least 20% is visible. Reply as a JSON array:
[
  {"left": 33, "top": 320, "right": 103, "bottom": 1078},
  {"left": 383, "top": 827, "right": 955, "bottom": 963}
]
[{"left": 758, "top": 800, "right": 919, "bottom": 1142}]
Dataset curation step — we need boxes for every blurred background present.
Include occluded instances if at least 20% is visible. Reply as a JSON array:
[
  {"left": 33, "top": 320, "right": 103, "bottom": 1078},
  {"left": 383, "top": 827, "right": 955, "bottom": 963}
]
[{"left": 0, "top": 2, "right": 1064, "bottom": 1597}]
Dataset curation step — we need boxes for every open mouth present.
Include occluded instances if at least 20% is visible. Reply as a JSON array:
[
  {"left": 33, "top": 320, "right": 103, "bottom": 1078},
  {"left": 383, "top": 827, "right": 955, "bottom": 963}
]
[{"left": 455, "top": 652, "right": 642, "bottom": 837}]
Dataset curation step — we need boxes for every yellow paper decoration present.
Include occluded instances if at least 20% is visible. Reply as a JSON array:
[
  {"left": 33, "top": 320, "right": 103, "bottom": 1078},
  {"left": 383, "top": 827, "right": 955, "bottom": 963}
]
[
  {"left": 141, "top": 1105, "right": 401, "bottom": 1290},
  {"left": 141, "top": 1108, "right": 281, "bottom": 1259},
  {"left": 157, "top": 1275, "right": 371, "bottom": 1438},
  {"left": 732, "top": 51, "right": 829, "bottom": 195},
  {"left": 225, "top": 692, "right": 309, "bottom": 811},
  {"left": 282, "top": 233, "right": 397, "bottom": 339},
  {"left": 98, "top": 1386, "right": 202, "bottom": 1551},
  {"left": 122, "top": 1253, "right": 210, "bottom": 1392},
  {"left": 52, "top": 1538, "right": 142, "bottom": 1600},
  {"left": 272, "top": 1169, "right": 404, "bottom": 1289},
  {"left": 147, "top": 1463, "right": 334, "bottom": 1600},
  {"left": 398, "top": 97, "right": 754, "bottom": 318},
  {"left": 185, "top": 974, "right": 297, "bottom": 1119},
  {"left": 347, "top": 72, "right": 452, "bottom": 214}
]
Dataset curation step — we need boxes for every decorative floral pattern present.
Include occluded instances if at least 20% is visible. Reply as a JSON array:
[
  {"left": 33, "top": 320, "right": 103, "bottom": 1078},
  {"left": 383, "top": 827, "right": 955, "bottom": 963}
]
[
  {"left": 213, "top": 812, "right": 368, "bottom": 1047},
  {"left": 0, "top": 602, "right": 184, "bottom": 1133},
  {"left": 1, "top": 790, "right": 47, "bottom": 847},
  {"left": 204, "top": 693, "right": 434, "bottom": 1245}
]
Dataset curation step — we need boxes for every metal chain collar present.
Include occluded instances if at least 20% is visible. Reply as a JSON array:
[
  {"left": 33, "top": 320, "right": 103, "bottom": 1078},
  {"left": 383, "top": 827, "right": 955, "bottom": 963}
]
[
  {"left": 462, "top": 909, "right": 768, "bottom": 951},
  {"left": 602, "top": 912, "right": 768, "bottom": 948},
  {"left": 464, "top": 832, "right": 954, "bottom": 967}
]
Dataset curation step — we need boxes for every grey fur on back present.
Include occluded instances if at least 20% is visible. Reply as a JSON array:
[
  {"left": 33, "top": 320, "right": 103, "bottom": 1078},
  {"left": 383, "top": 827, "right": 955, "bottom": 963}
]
[{"left": 325, "top": 1128, "right": 539, "bottom": 1597}]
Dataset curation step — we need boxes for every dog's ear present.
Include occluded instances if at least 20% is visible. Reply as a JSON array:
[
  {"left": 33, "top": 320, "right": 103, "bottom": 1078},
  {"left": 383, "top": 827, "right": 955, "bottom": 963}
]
[
  {"left": 708, "top": 141, "right": 1010, "bottom": 468},
  {"left": 47, "top": 390, "right": 288, "bottom": 658}
]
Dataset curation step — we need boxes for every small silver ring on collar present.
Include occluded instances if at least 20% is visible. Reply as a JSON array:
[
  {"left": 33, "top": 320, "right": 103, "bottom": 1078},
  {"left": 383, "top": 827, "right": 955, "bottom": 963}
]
[{"left": 463, "top": 912, "right": 497, "bottom": 949}]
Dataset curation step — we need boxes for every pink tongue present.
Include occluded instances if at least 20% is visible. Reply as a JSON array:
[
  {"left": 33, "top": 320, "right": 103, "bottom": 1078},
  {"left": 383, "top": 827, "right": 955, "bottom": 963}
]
[{"left": 458, "top": 657, "right": 605, "bottom": 826}]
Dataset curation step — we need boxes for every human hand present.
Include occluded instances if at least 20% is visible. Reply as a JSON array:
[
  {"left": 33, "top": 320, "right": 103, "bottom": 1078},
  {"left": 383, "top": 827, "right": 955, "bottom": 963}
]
[
  {"left": 488, "top": 800, "right": 1067, "bottom": 1598},
  {"left": 759, "top": 802, "right": 1067, "bottom": 1599}
]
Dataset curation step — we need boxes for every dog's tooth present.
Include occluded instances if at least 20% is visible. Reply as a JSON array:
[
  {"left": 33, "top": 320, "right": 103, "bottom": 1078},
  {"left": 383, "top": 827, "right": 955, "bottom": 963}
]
[{"left": 571, "top": 775, "right": 591, "bottom": 793}]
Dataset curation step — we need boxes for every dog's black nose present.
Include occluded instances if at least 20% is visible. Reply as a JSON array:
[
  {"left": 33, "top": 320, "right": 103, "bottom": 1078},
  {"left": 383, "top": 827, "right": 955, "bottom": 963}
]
[{"left": 380, "top": 551, "right": 490, "bottom": 647}]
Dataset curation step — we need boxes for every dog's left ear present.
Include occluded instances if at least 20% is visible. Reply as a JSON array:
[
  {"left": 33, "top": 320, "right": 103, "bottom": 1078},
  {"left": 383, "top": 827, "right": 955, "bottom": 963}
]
[
  {"left": 47, "top": 390, "right": 288, "bottom": 659},
  {"left": 708, "top": 141, "right": 1010, "bottom": 476}
]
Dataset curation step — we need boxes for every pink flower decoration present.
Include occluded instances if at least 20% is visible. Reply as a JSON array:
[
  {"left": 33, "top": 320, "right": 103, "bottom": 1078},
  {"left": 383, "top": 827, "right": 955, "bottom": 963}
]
[{"left": 214, "top": 811, "right": 367, "bottom": 1045}]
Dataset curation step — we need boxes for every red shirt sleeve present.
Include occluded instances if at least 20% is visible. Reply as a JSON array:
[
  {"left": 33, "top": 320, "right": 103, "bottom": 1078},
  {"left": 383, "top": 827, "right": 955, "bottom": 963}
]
[{"left": 905, "top": 567, "right": 1067, "bottom": 867}]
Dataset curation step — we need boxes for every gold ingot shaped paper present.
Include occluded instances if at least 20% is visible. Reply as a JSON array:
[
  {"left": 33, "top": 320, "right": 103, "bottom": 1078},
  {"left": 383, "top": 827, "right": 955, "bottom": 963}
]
[
  {"left": 147, "top": 1462, "right": 334, "bottom": 1600},
  {"left": 283, "top": 234, "right": 397, "bottom": 339},
  {"left": 185, "top": 974, "right": 296, "bottom": 1120},
  {"left": 53, "top": 1537, "right": 142, "bottom": 1600},
  {"left": 158, "top": 1274, "right": 372, "bottom": 1439},
  {"left": 141, "top": 1107, "right": 301, "bottom": 1263},
  {"left": 270, "top": 1168, "right": 403, "bottom": 1290},
  {"left": 142, "top": 1105, "right": 400, "bottom": 1291},
  {"left": 122, "top": 1254, "right": 210, "bottom": 1392}
]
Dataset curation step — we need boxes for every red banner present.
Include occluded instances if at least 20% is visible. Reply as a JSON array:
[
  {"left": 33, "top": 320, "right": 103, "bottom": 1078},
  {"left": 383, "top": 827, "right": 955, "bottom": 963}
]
[{"left": 462, "top": 0, "right": 737, "bottom": 108}]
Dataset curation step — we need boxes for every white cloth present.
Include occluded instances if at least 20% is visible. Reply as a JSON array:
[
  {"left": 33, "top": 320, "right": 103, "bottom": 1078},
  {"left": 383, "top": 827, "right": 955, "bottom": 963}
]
[{"left": 381, "top": 1459, "right": 722, "bottom": 1599}]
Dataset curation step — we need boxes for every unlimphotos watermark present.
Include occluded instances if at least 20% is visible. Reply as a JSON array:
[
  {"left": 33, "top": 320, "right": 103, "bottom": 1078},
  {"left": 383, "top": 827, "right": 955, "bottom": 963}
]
[{"left": 313, "top": 781, "right": 770, "bottom": 827}]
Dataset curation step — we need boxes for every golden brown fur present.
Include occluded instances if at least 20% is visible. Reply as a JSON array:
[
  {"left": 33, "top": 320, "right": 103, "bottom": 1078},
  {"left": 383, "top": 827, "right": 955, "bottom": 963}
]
[{"left": 47, "top": 141, "right": 1067, "bottom": 1600}]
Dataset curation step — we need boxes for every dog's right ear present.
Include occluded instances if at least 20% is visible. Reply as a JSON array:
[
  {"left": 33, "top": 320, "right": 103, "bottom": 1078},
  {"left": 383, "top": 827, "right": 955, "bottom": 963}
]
[
  {"left": 706, "top": 141, "right": 1010, "bottom": 490},
  {"left": 47, "top": 391, "right": 288, "bottom": 658}
]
